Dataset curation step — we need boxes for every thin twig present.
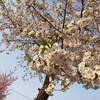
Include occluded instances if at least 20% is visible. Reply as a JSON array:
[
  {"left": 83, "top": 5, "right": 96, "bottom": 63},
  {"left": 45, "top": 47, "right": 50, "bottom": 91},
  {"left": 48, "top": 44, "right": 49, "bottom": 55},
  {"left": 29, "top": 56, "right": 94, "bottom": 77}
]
[
  {"left": 8, "top": 39, "right": 40, "bottom": 46},
  {"left": 61, "top": 0, "right": 68, "bottom": 49},
  {"left": 80, "top": 0, "right": 84, "bottom": 18},
  {"left": 62, "top": 0, "right": 68, "bottom": 32},
  {"left": 31, "top": 4, "right": 62, "bottom": 34},
  {"left": 84, "top": 27, "right": 94, "bottom": 34},
  {"left": 79, "top": 0, "right": 84, "bottom": 34},
  {"left": 80, "top": 0, "right": 94, "bottom": 34}
]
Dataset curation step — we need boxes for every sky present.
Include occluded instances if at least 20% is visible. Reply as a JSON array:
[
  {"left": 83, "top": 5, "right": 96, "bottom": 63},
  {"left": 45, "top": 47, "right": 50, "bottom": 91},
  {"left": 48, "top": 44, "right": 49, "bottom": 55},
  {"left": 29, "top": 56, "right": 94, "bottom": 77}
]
[{"left": 0, "top": 49, "right": 100, "bottom": 100}]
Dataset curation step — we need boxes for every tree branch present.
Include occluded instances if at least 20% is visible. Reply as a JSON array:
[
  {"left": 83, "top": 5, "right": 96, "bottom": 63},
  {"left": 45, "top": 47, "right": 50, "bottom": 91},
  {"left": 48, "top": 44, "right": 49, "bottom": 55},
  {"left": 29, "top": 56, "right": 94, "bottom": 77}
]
[
  {"left": 79, "top": 0, "right": 84, "bottom": 34},
  {"left": 5, "top": 39, "right": 40, "bottom": 46},
  {"left": 35, "top": 75, "right": 50, "bottom": 100},
  {"left": 31, "top": 4, "right": 63, "bottom": 34},
  {"left": 62, "top": 0, "right": 68, "bottom": 32},
  {"left": 80, "top": 0, "right": 84, "bottom": 18},
  {"left": 61, "top": 0, "right": 68, "bottom": 49}
]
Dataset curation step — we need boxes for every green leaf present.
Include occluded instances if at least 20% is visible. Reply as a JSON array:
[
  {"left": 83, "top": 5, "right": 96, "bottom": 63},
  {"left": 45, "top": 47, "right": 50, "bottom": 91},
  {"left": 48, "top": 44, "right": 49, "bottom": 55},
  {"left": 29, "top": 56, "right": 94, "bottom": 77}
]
[
  {"left": 54, "top": 33, "right": 59, "bottom": 37},
  {"left": 40, "top": 40, "right": 48, "bottom": 46},
  {"left": 47, "top": 36, "right": 53, "bottom": 40},
  {"left": 16, "top": 57, "right": 19, "bottom": 60},
  {"left": 48, "top": 41, "right": 55, "bottom": 46},
  {"left": 59, "top": 37, "right": 64, "bottom": 41},
  {"left": 41, "top": 47, "right": 47, "bottom": 54},
  {"left": 24, "top": 54, "right": 32, "bottom": 62}
]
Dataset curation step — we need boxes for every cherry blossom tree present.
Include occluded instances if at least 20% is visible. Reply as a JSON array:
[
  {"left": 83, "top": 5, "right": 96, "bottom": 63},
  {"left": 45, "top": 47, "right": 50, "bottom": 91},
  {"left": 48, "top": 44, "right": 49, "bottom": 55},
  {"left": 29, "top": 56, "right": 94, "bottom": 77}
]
[
  {"left": 0, "top": 71, "right": 17, "bottom": 100},
  {"left": 0, "top": 0, "right": 100, "bottom": 100}
]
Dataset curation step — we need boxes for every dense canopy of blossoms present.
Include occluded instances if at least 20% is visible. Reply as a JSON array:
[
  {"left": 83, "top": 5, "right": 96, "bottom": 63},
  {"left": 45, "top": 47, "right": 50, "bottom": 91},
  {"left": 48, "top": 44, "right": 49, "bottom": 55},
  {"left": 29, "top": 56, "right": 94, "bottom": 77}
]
[{"left": 0, "top": 0, "right": 100, "bottom": 95}]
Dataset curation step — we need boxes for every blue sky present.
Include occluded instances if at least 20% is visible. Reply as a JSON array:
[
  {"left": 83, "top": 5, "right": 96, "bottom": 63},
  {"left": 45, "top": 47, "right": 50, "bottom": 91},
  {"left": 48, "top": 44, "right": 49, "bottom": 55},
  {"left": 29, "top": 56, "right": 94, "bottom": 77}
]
[{"left": 0, "top": 49, "right": 100, "bottom": 100}]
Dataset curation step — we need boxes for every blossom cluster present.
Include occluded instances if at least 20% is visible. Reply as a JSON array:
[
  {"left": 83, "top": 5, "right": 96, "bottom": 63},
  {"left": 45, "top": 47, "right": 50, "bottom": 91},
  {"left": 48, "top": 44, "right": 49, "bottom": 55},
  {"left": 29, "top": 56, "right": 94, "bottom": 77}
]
[
  {"left": 0, "top": 0, "right": 100, "bottom": 95},
  {"left": 0, "top": 72, "right": 16, "bottom": 100}
]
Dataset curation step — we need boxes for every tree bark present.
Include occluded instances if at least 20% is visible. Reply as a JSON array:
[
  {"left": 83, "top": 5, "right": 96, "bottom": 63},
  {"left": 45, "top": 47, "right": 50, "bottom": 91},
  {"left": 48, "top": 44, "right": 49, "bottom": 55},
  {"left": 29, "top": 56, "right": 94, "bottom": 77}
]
[{"left": 35, "top": 75, "right": 50, "bottom": 100}]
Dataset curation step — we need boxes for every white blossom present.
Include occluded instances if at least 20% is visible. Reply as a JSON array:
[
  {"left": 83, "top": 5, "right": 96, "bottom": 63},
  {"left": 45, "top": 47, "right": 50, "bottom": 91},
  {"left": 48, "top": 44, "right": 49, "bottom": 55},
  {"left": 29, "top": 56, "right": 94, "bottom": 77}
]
[
  {"left": 29, "top": 45, "right": 39, "bottom": 51},
  {"left": 28, "top": 30, "right": 35, "bottom": 37},
  {"left": 78, "top": 62, "right": 86, "bottom": 72},
  {"left": 82, "top": 51, "right": 92, "bottom": 62},
  {"left": 95, "top": 65, "right": 100, "bottom": 76},
  {"left": 45, "top": 83, "right": 55, "bottom": 95}
]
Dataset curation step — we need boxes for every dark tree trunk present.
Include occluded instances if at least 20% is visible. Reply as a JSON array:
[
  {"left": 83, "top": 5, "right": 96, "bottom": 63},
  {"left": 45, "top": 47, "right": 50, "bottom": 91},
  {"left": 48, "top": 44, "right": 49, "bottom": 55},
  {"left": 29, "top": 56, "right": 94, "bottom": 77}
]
[{"left": 35, "top": 75, "right": 50, "bottom": 100}]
